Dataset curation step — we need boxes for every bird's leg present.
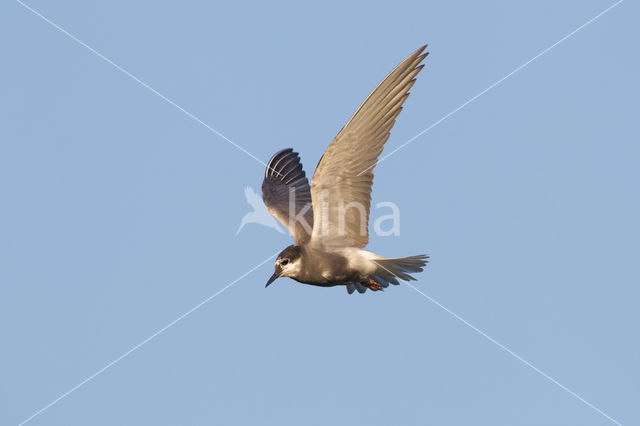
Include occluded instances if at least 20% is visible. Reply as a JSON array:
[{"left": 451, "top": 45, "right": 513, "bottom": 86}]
[{"left": 361, "top": 276, "right": 383, "bottom": 291}]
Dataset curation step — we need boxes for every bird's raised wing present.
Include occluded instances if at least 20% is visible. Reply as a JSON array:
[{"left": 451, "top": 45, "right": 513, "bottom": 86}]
[
  {"left": 310, "top": 45, "right": 428, "bottom": 247},
  {"left": 262, "top": 148, "right": 314, "bottom": 245}
]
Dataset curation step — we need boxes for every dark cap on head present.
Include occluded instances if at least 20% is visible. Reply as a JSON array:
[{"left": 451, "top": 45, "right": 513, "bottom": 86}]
[
  {"left": 277, "top": 245, "right": 302, "bottom": 262},
  {"left": 266, "top": 245, "right": 302, "bottom": 287}
]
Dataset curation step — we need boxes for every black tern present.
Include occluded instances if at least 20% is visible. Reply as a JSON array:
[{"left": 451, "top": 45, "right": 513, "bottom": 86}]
[{"left": 262, "top": 45, "right": 429, "bottom": 294}]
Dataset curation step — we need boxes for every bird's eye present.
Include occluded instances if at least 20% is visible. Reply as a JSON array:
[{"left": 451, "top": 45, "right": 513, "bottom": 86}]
[{"left": 281, "top": 259, "right": 289, "bottom": 266}]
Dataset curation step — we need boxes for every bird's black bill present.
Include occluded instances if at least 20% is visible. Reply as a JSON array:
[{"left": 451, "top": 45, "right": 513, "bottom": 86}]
[{"left": 265, "top": 273, "right": 278, "bottom": 287}]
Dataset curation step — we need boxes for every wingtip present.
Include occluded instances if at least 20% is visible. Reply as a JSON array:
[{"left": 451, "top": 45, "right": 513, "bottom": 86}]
[
  {"left": 275, "top": 147, "right": 294, "bottom": 156},
  {"left": 407, "top": 45, "right": 429, "bottom": 70},
  {"left": 266, "top": 148, "right": 299, "bottom": 178},
  {"left": 414, "top": 44, "right": 429, "bottom": 56}
]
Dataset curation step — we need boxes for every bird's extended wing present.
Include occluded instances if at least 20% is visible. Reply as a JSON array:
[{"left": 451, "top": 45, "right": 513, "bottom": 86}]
[
  {"left": 310, "top": 45, "right": 428, "bottom": 247},
  {"left": 262, "top": 148, "right": 314, "bottom": 245}
]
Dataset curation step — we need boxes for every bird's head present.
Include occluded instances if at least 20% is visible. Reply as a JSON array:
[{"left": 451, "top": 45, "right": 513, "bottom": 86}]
[{"left": 266, "top": 245, "right": 303, "bottom": 287}]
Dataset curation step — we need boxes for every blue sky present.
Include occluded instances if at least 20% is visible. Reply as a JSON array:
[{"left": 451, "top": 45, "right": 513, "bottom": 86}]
[{"left": 1, "top": 0, "right": 638, "bottom": 425}]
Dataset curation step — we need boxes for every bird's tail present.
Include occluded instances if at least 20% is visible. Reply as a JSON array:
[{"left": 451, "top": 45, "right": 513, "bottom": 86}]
[
  {"left": 373, "top": 255, "right": 429, "bottom": 281},
  {"left": 346, "top": 254, "right": 429, "bottom": 294}
]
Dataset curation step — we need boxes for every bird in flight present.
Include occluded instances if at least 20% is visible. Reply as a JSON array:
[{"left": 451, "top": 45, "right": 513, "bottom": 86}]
[{"left": 262, "top": 45, "right": 429, "bottom": 294}]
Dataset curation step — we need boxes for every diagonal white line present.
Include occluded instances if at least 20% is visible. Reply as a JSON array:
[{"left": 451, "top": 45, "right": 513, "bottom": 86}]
[
  {"left": 15, "top": 0, "right": 269, "bottom": 169},
  {"left": 368, "top": 260, "right": 621, "bottom": 425},
  {"left": 17, "top": 251, "right": 278, "bottom": 426},
  {"left": 405, "top": 282, "right": 622, "bottom": 426},
  {"left": 360, "top": 0, "right": 625, "bottom": 174}
]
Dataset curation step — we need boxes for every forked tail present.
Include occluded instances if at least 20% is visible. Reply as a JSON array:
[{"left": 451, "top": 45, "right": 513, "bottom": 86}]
[{"left": 374, "top": 255, "right": 429, "bottom": 281}]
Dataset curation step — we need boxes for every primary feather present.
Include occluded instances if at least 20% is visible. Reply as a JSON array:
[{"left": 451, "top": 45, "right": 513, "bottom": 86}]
[
  {"left": 310, "top": 45, "right": 428, "bottom": 247},
  {"left": 262, "top": 148, "right": 314, "bottom": 245}
]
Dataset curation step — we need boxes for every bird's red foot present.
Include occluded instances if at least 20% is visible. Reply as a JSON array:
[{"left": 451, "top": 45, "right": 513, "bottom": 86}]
[{"left": 361, "top": 277, "right": 383, "bottom": 291}]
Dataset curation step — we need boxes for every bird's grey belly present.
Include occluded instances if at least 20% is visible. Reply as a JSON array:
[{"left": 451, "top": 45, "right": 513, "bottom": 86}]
[{"left": 295, "top": 250, "right": 363, "bottom": 286}]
